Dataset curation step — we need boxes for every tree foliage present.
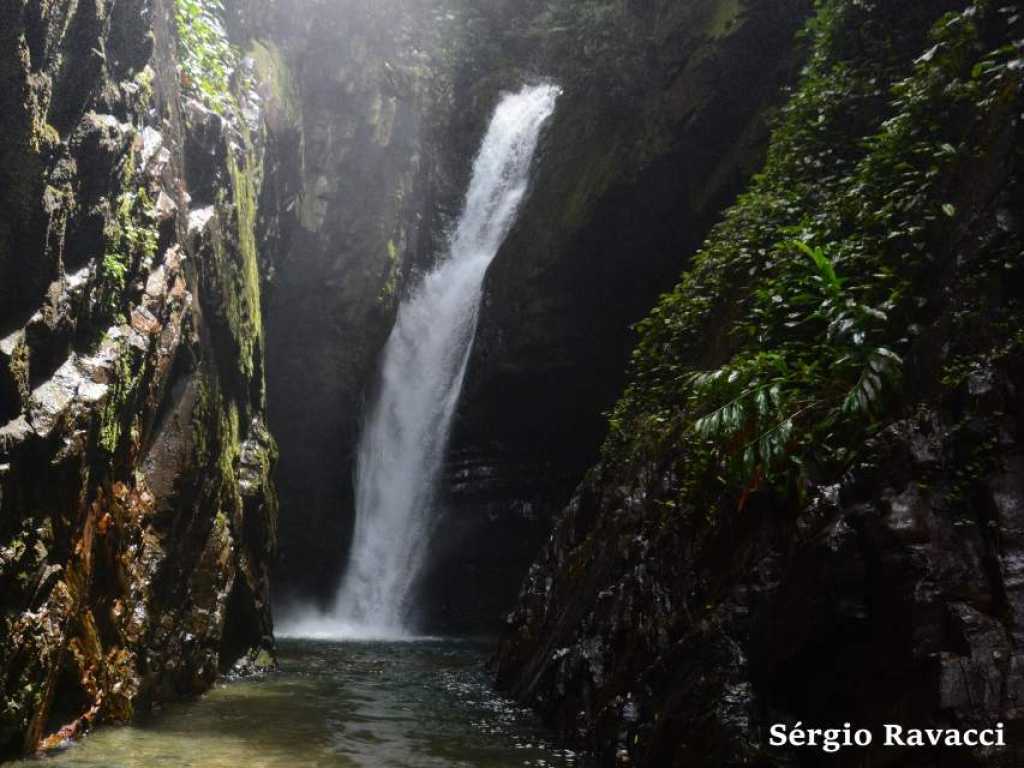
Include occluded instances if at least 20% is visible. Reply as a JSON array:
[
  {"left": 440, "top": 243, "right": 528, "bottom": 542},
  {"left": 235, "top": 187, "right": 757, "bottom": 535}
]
[
  {"left": 175, "top": 0, "right": 242, "bottom": 115},
  {"left": 604, "top": 0, "right": 1024, "bottom": 512}
]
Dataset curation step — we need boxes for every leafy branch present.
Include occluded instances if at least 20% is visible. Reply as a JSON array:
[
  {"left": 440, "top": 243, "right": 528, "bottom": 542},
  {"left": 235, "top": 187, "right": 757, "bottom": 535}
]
[{"left": 175, "top": 0, "right": 242, "bottom": 116}]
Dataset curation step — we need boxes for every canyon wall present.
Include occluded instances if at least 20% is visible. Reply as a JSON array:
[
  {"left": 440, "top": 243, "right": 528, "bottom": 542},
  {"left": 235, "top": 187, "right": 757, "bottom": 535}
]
[
  {"left": 250, "top": 0, "right": 449, "bottom": 602},
  {"left": 0, "top": 0, "right": 277, "bottom": 756},
  {"left": 495, "top": 2, "right": 1024, "bottom": 765}
]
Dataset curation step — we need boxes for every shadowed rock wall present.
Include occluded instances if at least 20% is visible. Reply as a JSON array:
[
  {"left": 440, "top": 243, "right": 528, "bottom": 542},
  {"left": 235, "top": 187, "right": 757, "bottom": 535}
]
[
  {"left": 494, "top": 2, "right": 1024, "bottom": 765},
  {"left": 254, "top": 0, "right": 449, "bottom": 602},
  {"left": 0, "top": 0, "right": 277, "bottom": 756}
]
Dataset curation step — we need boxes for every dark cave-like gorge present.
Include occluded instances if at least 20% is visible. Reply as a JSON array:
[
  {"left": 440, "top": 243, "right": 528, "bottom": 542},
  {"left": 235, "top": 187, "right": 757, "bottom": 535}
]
[{"left": 1, "top": 0, "right": 1023, "bottom": 766}]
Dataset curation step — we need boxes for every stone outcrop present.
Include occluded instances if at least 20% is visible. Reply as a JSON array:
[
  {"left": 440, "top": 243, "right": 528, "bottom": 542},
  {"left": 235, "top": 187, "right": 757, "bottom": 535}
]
[{"left": 0, "top": 0, "right": 277, "bottom": 757}]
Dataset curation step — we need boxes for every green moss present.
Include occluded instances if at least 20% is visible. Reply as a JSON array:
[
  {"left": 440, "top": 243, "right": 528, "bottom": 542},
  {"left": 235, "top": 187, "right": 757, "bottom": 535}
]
[
  {"left": 34, "top": 122, "right": 61, "bottom": 151},
  {"left": 704, "top": 0, "right": 743, "bottom": 39},
  {"left": 191, "top": 370, "right": 241, "bottom": 489},
  {"left": 99, "top": 155, "right": 159, "bottom": 320},
  {"left": 218, "top": 401, "right": 241, "bottom": 486},
  {"left": 126, "top": 66, "right": 157, "bottom": 117},
  {"left": 174, "top": 0, "right": 243, "bottom": 116},
  {"left": 8, "top": 334, "right": 30, "bottom": 405},
  {"left": 248, "top": 40, "right": 300, "bottom": 124},
  {"left": 134, "top": 66, "right": 155, "bottom": 95},
  {"left": 215, "top": 508, "right": 230, "bottom": 532},
  {"left": 218, "top": 152, "right": 265, "bottom": 382},
  {"left": 98, "top": 340, "right": 145, "bottom": 455},
  {"left": 378, "top": 239, "right": 400, "bottom": 304},
  {"left": 188, "top": 363, "right": 272, "bottom": 577},
  {"left": 251, "top": 648, "right": 274, "bottom": 668}
]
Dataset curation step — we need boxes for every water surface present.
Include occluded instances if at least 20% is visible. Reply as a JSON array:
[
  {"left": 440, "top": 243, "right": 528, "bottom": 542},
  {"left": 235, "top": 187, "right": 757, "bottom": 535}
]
[{"left": 23, "top": 640, "right": 581, "bottom": 768}]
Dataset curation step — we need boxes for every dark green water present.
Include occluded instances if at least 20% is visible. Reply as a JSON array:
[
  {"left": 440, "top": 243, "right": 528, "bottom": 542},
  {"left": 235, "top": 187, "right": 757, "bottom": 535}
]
[{"left": 20, "top": 639, "right": 581, "bottom": 768}]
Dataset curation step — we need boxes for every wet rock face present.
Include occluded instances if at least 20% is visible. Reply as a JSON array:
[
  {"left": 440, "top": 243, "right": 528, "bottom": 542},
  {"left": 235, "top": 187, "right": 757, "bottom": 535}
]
[
  {"left": 418, "top": 449, "right": 565, "bottom": 633},
  {"left": 256, "top": 0, "right": 447, "bottom": 601},
  {"left": 0, "top": 0, "right": 277, "bottom": 758},
  {"left": 495, "top": 386, "right": 1024, "bottom": 766}
]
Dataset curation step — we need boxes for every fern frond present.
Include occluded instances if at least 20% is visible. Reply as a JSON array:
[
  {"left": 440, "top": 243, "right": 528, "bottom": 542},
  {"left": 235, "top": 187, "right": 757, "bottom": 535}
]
[
  {"left": 692, "top": 381, "right": 774, "bottom": 441},
  {"left": 842, "top": 347, "right": 902, "bottom": 417}
]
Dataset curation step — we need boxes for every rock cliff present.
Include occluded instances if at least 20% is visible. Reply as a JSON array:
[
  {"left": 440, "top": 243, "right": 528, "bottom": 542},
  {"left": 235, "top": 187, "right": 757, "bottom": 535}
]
[
  {"left": 253, "top": 0, "right": 449, "bottom": 601},
  {"left": 495, "top": 2, "right": 1024, "bottom": 765},
  {"left": 253, "top": 0, "right": 812, "bottom": 632},
  {"left": 0, "top": 0, "right": 277, "bottom": 757}
]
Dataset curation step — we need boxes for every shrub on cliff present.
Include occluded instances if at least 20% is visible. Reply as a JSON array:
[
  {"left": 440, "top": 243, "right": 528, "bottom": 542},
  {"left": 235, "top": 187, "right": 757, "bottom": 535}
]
[{"left": 605, "top": 0, "right": 1024, "bottom": 511}]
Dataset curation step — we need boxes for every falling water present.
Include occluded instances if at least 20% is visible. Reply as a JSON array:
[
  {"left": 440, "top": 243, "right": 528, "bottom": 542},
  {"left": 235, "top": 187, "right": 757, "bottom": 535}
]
[{"left": 280, "top": 83, "right": 560, "bottom": 639}]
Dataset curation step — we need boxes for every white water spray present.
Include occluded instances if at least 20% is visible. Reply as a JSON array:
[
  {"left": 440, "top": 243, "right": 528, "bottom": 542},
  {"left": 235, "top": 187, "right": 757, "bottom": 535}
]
[{"left": 279, "top": 83, "right": 560, "bottom": 640}]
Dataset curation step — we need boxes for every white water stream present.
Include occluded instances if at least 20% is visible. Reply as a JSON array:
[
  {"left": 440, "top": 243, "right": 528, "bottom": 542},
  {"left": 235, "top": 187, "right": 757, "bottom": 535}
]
[{"left": 280, "top": 83, "right": 560, "bottom": 639}]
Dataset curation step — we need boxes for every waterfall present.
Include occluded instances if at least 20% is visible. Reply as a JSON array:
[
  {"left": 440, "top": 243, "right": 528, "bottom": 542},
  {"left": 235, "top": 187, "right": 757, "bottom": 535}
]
[{"left": 280, "top": 83, "right": 560, "bottom": 640}]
